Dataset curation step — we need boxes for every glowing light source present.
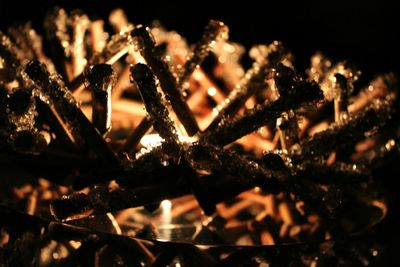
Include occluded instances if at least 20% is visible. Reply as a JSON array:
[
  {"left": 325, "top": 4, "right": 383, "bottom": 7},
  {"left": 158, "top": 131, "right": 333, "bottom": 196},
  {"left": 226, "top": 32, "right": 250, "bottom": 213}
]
[
  {"left": 207, "top": 87, "right": 217, "bottom": 96},
  {"left": 161, "top": 199, "right": 172, "bottom": 210}
]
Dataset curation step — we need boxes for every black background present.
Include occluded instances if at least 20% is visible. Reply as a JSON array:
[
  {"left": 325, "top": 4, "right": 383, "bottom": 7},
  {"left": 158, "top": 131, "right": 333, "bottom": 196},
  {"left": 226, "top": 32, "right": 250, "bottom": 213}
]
[
  {"left": 1, "top": 0, "right": 399, "bottom": 80},
  {"left": 1, "top": 0, "right": 400, "bottom": 265}
]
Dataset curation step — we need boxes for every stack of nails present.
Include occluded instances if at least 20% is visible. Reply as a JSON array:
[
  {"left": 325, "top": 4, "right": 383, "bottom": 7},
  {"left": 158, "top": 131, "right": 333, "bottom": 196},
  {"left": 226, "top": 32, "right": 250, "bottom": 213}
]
[{"left": 0, "top": 7, "right": 398, "bottom": 267}]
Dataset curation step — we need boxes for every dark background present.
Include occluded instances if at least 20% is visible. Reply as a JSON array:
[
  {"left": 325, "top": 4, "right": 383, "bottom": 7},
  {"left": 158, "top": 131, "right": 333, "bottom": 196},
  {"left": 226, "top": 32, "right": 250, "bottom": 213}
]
[
  {"left": 1, "top": 0, "right": 400, "bottom": 265},
  {"left": 1, "top": 0, "right": 399, "bottom": 80}
]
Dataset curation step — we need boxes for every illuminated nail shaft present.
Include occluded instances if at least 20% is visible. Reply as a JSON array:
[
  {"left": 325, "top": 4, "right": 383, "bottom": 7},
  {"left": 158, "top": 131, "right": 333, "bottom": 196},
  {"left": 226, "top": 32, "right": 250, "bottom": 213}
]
[
  {"left": 69, "top": 31, "right": 131, "bottom": 92},
  {"left": 206, "top": 41, "right": 287, "bottom": 131},
  {"left": 202, "top": 65, "right": 323, "bottom": 146},
  {"left": 177, "top": 20, "right": 228, "bottom": 90},
  {"left": 119, "top": 117, "right": 152, "bottom": 154},
  {"left": 131, "top": 63, "right": 181, "bottom": 155},
  {"left": 131, "top": 27, "right": 200, "bottom": 136},
  {"left": 333, "top": 73, "right": 349, "bottom": 123},
  {"left": 43, "top": 7, "right": 69, "bottom": 80},
  {"left": 69, "top": 11, "right": 90, "bottom": 78},
  {"left": 85, "top": 64, "right": 116, "bottom": 135},
  {"left": 25, "top": 60, "right": 119, "bottom": 165}
]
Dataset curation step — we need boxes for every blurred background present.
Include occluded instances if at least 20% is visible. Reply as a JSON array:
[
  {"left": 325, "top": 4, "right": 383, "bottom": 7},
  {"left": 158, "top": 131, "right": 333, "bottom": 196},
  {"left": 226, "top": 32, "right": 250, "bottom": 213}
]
[{"left": 1, "top": 0, "right": 400, "bottom": 265}]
